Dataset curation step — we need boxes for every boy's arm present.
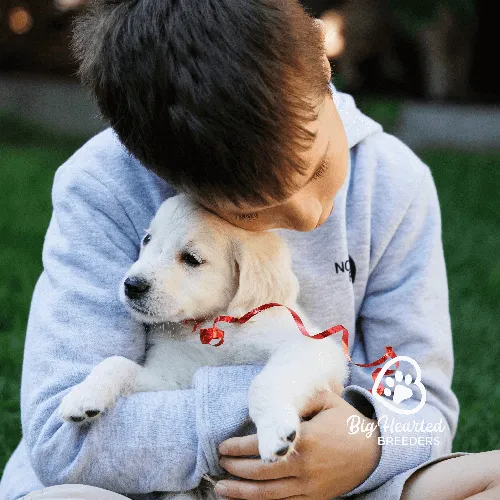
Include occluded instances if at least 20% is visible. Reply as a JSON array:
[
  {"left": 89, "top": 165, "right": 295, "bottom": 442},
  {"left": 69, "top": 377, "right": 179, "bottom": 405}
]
[
  {"left": 21, "top": 162, "right": 262, "bottom": 493},
  {"left": 341, "top": 165, "right": 459, "bottom": 496}
]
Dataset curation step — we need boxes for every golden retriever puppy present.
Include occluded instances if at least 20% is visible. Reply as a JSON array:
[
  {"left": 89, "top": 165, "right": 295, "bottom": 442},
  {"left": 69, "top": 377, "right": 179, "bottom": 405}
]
[{"left": 58, "top": 194, "right": 348, "bottom": 499}]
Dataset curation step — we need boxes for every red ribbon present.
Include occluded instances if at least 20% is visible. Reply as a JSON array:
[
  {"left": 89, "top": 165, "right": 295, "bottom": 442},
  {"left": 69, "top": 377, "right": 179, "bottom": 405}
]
[{"left": 185, "top": 303, "right": 398, "bottom": 395}]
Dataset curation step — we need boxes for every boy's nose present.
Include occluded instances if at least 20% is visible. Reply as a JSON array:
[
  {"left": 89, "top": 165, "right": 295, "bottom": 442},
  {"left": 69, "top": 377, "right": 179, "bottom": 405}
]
[
  {"left": 282, "top": 197, "right": 322, "bottom": 231},
  {"left": 124, "top": 276, "right": 151, "bottom": 299}
]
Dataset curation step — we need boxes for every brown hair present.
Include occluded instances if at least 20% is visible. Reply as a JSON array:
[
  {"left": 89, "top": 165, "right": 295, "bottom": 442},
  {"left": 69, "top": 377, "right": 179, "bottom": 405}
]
[{"left": 72, "top": 0, "right": 330, "bottom": 207}]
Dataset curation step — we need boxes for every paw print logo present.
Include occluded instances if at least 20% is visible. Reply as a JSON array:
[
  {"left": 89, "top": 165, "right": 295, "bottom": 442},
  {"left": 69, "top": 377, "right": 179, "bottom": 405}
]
[
  {"left": 384, "top": 370, "right": 413, "bottom": 404},
  {"left": 372, "top": 356, "right": 427, "bottom": 415}
]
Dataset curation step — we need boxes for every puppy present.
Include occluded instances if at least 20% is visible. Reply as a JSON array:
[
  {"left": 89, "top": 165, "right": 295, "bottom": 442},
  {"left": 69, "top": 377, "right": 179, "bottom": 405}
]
[{"left": 59, "top": 194, "right": 348, "bottom": 499}]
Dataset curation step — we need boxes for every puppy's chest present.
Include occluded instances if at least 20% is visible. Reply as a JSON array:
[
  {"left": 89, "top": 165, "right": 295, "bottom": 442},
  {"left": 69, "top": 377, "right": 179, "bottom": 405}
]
[{"left": 144, "top": 314, "right": 293, "bottom": 388}]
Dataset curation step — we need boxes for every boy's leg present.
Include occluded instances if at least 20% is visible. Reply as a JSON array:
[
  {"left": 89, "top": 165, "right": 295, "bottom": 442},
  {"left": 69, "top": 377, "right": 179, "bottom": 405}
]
[
  {"left": 401, "top": 451, "right": 500, "bottom": 500},
  {"left": 23, "top": 484, "right": 131, "bottom": 500}
]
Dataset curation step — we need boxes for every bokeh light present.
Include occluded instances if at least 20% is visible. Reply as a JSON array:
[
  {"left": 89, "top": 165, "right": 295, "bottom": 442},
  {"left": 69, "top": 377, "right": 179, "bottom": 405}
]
[
  {"left": 321, "top": 9, "right": 345, "bottom": 59},
  {"left": 54, "top": 0, "right": 87, "bottom": 12},
  {"left": 8, "top": 6, "right": 33, "bottom": 35}
]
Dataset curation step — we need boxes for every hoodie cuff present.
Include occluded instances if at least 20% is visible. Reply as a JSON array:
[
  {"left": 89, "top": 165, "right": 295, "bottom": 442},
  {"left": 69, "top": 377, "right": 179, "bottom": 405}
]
[
  {"left": 193, "top": 364, "right": 265, "bottom": 476},
  {"left": 340, "top": 385, "right": 432, "bottom": 497}
]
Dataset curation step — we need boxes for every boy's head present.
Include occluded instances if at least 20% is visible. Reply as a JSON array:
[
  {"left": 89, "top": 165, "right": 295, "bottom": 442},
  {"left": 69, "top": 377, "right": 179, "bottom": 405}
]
[{"left": 73, "top": 0, "right": 348, "bottom": 231}]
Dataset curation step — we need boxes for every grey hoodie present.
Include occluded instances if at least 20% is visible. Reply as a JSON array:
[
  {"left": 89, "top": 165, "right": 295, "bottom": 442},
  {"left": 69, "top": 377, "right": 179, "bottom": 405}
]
[{"left": 0, "top": 84, "right": 460, "bottom": 500}]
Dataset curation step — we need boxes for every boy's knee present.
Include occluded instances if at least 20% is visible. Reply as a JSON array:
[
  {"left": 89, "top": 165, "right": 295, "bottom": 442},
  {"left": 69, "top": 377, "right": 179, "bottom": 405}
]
[{"left": 23, "top": 484, "right": 130, "bottom": 500}]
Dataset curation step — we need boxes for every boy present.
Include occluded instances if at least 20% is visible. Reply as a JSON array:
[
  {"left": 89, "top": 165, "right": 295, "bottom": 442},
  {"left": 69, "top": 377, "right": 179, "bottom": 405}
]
[{"left": 1, "top": 1, "right": 499, "bottom": 499}]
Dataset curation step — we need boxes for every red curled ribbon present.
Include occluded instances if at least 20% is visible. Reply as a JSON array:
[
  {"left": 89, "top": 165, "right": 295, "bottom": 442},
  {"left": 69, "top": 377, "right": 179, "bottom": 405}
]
[{"left": 184, "top": 302, "right": 399, "bottom": 395}]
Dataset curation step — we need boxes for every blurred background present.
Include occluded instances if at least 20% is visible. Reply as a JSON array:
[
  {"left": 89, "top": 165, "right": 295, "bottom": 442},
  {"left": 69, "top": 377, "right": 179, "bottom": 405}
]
[{"left": 1, "top": 0, "right": 499, "bottom": 476}]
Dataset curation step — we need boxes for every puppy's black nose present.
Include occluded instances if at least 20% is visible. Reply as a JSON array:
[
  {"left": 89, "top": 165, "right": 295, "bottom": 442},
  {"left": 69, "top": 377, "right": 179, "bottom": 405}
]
[{"left": 124, "top": 277, "right": 150, "bottom": 299}]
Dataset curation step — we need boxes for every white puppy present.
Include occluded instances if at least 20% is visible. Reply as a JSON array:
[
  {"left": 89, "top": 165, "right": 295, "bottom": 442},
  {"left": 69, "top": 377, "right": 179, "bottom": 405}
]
[{"left": 59, "top": 194, "right": 348, "bottom": 499}]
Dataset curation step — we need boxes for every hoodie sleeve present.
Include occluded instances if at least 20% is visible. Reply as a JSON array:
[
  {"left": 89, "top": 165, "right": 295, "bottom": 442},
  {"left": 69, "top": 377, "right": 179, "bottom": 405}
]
[
  {"left": 20, "top": 162, "right": 262, "bottom": 494},
  {"left": 340, "top": 166, "right": 459, "bottom": 496}
]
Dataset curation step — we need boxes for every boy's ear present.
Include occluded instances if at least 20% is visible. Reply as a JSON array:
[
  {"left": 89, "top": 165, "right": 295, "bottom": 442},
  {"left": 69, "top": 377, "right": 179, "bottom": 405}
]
[{"left": 227, "top": 232, "right": 299, "bottom": 318}]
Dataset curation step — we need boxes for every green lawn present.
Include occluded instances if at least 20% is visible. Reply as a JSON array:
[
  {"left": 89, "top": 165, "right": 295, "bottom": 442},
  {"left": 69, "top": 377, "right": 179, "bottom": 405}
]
[{"left": 1, "top": 111, "right": 499, "bottom": 475}]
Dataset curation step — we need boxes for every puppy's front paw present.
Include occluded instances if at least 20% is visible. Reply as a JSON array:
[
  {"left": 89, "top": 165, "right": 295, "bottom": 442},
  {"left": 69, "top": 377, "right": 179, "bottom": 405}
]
[
  {"left": 256, "top": 410, "right": 300, "bottom": 463},
  {"left": 58, "top": 380, "right": 118, "bottom": 423}
]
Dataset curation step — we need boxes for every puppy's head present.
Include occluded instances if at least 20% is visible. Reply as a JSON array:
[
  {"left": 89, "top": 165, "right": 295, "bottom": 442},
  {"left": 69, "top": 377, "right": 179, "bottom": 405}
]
[{"left": 120, "top": 194, "right": 299, "bottom": 324}]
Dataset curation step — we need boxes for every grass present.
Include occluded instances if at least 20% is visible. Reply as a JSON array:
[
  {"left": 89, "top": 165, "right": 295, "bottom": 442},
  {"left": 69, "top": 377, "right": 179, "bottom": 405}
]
[
  {"left": 1, "top": 111, "right": 499, "bottom": 476},
  {"left": 420, "top": 150, "right": 500, "bottom": 452}
]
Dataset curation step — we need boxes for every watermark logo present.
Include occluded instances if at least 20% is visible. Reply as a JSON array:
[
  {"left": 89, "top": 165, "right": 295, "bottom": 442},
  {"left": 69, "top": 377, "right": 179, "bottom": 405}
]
[
  {"left": 347, "top": 415, "right": 446, "bottom": 446},
  {"left": 371, "top": 356, "right": 427, "bottom": 415}
]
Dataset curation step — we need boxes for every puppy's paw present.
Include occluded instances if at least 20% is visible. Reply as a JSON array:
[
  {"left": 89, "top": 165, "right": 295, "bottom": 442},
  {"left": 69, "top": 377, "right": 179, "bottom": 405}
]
[
  {"left": 58, "top": 380, "right": 118, "bottom": 423},
  {"left": 256, "top": 410, "right": 300, "bottom": 463}
]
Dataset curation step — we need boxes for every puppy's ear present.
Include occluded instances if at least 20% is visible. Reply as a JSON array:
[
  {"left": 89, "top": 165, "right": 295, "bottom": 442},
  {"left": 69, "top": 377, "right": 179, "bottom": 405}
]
[{"left": 227, "top": 232, "right": 299, "bottom": 317}]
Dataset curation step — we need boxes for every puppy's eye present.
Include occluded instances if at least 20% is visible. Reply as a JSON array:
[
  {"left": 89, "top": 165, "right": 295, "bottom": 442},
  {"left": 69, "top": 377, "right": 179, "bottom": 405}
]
[
  {"left": 142, "top": 234, "right": 152, "bottom": 246},
  {"left": 181, "top": 252, "right": 204, "bottom": 267}
]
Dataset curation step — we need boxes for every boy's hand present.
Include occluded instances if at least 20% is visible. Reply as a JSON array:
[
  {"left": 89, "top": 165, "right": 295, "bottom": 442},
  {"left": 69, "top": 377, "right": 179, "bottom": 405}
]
[{"left": 216, "top": 391, "right": 381, "bottom": 499}]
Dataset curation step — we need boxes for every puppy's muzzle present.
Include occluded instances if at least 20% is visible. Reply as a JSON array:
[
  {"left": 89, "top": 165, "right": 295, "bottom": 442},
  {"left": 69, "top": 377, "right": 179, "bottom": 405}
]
[{"left": 124, "top": 276, "right": 151, "bottom": 299}]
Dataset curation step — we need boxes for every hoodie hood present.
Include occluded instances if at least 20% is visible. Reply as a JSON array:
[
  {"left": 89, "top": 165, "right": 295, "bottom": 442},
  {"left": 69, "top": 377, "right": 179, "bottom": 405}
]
[{"left": 328, "top": 82, "right": 383, "bottom": 149}]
